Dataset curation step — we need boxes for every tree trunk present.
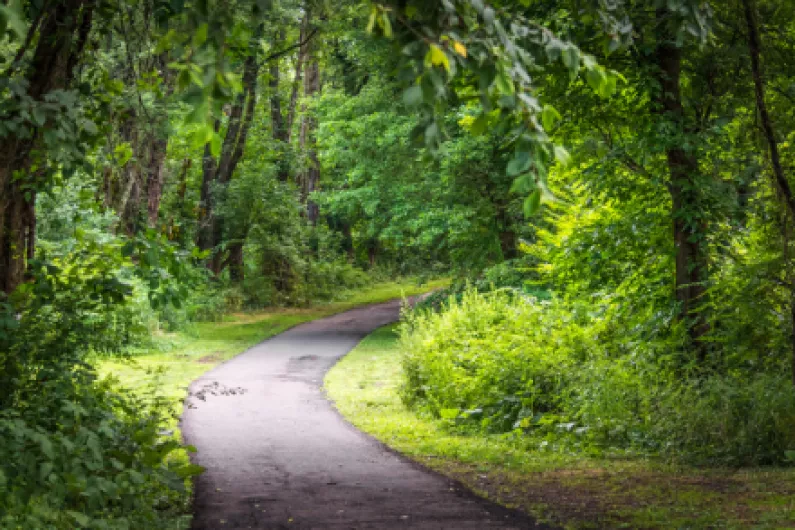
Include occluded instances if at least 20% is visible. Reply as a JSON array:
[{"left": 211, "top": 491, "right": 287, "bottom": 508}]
[
  {"left": 0, "top": 0, "right": 94, "bottom": 294},
  {"left": 741, "top": 0, "right": 795, "bottom": 383},
  {"left": 270, "top": 41, "right": 292, "bottom": 182},
  {"left": 144, "top": 54, "right": 173, "bottom": 228},
  {"left": 145, "top": 136, "right": 168, "bottom": 227},
  {"left": 286, "top": 16, "right": 308, "bottom": 144},
  {"left": 227, "top": 242, "right": 244, "bottom": 282},
  {"left": 197, "top": 121, "right": 220, "bottom": 253},
  {"left": 299, "top": 13, "right": 321, "bottom": 225},
  {"left": 197, "top": 26, "right": 262, "bottom": 275},
  {"left": 742, "top": 0, "right": 795, "bottom": 219},
  {"left": 653, "top": 10, "right": 709, "bottom": 356},
  {"left": 168, "top": 158, "right": 191, "bottom": 242}
]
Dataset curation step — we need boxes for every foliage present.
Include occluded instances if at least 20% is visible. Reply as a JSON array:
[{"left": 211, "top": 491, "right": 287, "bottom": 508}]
[
  {"left": 0, "top": 237, "right": 200, "bottom": 528},
  {"left": 401, "top": 289, "right": 795, "bottom": 466},
  {"left": 326, "top": 325, "right": 795, "bottom": 530},
  {"left": 0, "top": 367, "right": 198, "bottom": 529}
]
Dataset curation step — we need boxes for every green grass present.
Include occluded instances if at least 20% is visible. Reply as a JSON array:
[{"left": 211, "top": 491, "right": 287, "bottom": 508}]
[
  {"left": 325, "top": 325, "right": 795, "bottom": 530},
  {"left": 95, "top": 278, "right": 448, "bottom": 407}
]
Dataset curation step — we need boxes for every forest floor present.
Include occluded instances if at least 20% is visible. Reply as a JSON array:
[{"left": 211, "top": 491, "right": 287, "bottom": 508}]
[{"left": 325, "top": 325, "right": 795, "bottom": 530}]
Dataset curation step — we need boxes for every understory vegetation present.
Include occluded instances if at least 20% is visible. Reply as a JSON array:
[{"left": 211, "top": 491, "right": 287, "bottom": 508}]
[
  {"left": 327, "top": 326, "right": 795, "bottom": 529},
  {"left": 2, "top": 0, "right": 795, "bottom": 527},
  {"left": 403, "top": 289, "right": 795, "bottom": 466}
]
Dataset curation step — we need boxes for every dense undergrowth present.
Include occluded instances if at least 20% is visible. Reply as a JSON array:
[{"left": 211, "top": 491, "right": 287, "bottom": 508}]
[{"left": 402, "top": 288, "right": 795, "bottom": 467}]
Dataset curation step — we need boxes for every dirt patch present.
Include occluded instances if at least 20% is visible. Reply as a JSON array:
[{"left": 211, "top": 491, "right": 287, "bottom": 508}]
[
  {"left": 196, "top": 351, "right": 224, "bottom": 364},
  {"left": 425, "top": 460, "right": 795, "bottom": 529}
]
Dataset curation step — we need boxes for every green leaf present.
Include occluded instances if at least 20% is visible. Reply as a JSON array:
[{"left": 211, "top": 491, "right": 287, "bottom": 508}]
[
  {"left": 403, "top": 85, "right": 423, "bottom": 107},
  {"left": 67, "top": 511, "right": 90, "bottom": 527},
  {"left": 586, "top": 67, "right": 605, "bottom": 94},
  {"left": 470, "top": 114, "right": 489, "bottom": 136},
  {"left": 541, "top": 105, "right": 561, "bottom": 131},
  {"left": 598, "top": 72, "right": 617, "bottom": 98},
  {"left": 366, "top": 8, "right": 377, "bottom": 34},
  {"left": 507, "top": 151, "right": 531, "bottom": 177},
  {"left": 175, "top": 463, "right": 206, "bottom": 478},
  {"left": 426, "top": 44, "right": 450, "bottom": 73},
  {"left": 524, "top": 189, "right": 542, "bottom": 217},
  {"left": 562, "top": 47, "right": 579, "bottom": 81},
  {"left": 553, "top": 145, "right": 571, "bottom": 166},
  {"left": 495, "top": 71, "right": 514, "bottom": 95},
  {"left": 31, "top": 107, "right": 46, "bottom": 127},
  {"left": 0, "top": 1, "right": 27, "bottom": 39},
  {"left": 82, "top": 119, "right": 98, "bottom": 136},
  {"left": 381, "top": 13, "right": 393, "bottom": 38},
  {"left": 193, "top": 23, "right": 208, "bottom": 48}
]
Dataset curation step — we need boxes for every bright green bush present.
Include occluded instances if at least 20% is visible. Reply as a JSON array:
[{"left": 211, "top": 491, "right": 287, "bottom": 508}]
[
  {"left": 401, "top": 289, "right": 590, "bottom": 432},
  {"left": 400, "top": 288, "right": 795, "bottom": 465}
]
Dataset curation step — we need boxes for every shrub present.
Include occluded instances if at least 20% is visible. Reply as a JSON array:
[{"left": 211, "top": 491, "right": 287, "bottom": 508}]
[
  {"left": 0, "top": 365, "right": 200, "bottom": 529},
  {"left": 400, "top": 289, "right": 587, "bottom": 432},
  {"left": 400, "top": 288, "right": 795, "bottom": 465}
]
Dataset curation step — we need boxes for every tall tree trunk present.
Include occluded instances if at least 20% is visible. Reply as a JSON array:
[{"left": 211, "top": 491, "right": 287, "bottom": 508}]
[
  {"left": 270, "top": 31, "right": 291, "bottom": 182},
  {"left": 741, "top": 0, "right": 795, "bottom": 384},
  {"left": 299, "top": 13, "right": 321, "bottom": 225},
  {"left": 286, "top": 16, "right": 308, "bottom": 144},
  {"left": 168, "top": 158, "right": 191, "bottom": 242},
  {"left": 653, "top": 9, "right": 709, "bottom": 357},
  {"left": 227, "top": 241, "right": 245, "bottom": 282},
  {"left": 742, "top": 0, "right": 795, "bottom": 219},
  {"left": 144, "top": 53, "right": 173, "bottom": 228},
  {"left": 197, "top": 26, "right": 262, "bottom": 275},
  {"left": 0, "top": 0, "right": 95, "bottom": 294},
  {"left": 146, "top": 136, "right": 168, "bottom": 227},
  {"left": 197, "top": 121, "right": 220, "bottom": 253}
]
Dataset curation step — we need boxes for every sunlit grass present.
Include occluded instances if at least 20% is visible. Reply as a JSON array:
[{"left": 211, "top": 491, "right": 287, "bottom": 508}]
[
  {"left": 325, "top": 325, "right": 795, "bottom": 530},
  {"left": 95, "top": 278, "right": 449, "bottom": 407}
]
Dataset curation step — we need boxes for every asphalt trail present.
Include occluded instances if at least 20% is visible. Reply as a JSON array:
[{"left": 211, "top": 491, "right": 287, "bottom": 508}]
[{"left": 182, "top": 299, "right": 548, "bottom": 529}]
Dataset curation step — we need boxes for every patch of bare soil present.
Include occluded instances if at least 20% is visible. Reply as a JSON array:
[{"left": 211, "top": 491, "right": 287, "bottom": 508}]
[
  {"left": 196, "top": 351, "right": 224, "bottom": 364},
  {"left": 430, "top": 460, "right": 795, "bottom": 530}
]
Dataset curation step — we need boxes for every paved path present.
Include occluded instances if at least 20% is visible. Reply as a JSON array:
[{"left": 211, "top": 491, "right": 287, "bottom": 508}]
[{"left": 182, "top": 299, "right": 546, "bottom": 529}]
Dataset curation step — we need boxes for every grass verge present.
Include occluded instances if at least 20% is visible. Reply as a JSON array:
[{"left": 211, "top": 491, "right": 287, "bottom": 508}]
[
  {"left": 325, "top": 325, "right": 795, "bottom": 530},
  {"left": 95, "top": 278, "right": 448, "bottom": 404}
]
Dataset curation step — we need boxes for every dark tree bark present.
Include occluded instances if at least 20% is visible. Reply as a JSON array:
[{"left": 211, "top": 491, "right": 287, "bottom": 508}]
[
  {"left": 227, "top": 242, "right": 245, "bottom": 282},
  {"left": 144, "top": 54, "right": 173, "bottom": 228},
  {"left": 653, "top": 9, "right": 710, "bottom": 356},
  {"left": 197, "top": 25, "right": 263, "bottom": 276},
  {"left": 742, "top": 0, "right": 795, "bottom": 384},
  {"left": 742, "top": 0, "right": 795, "bottom": 219},
  {"left": 145, "top": 136, "right": 168, "bottom": 227},
  {"left": 0, "top": 0, "right": 95, "bottom": 295},
  {"left": 270, "top": 31, "right": 291, "bottom": 183},
  {"left": 286, "top": 15, "right": 309, "bottom": 144},
  {"left": 298, "top": 12, "right": 321, "bottom": 225}
]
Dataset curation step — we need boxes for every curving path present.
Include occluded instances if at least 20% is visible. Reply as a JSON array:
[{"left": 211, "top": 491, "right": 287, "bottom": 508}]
[{"left": 181, "top": 299, "right": 547, "bottom": 529}]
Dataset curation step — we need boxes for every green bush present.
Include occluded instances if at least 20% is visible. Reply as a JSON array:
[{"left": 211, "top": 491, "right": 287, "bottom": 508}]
[
  {"left": 0, "top": 235, "right": 201, "bottom": 528},
  {"left": 0, "top": 366, "right": 199, "bottom": 529},
  {"left": 401, "top": 289, "right": 586, "bottom": 432},
  {"left": 400, "top": 288, "right": 795, "bottom": 465}
]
